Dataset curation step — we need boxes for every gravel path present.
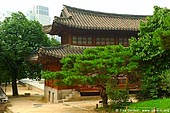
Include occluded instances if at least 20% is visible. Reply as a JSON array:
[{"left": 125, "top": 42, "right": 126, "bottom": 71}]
[{"left": 2, "top": 84, "right": 100, "bottom": 113}]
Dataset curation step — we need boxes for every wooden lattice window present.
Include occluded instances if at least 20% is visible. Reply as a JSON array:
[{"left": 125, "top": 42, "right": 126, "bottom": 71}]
[
  {"left": 96, "top": 37, "right": 115, "bottom": 45},
  {"left": 72, "top": 36, "right": 93, "bottom": 45},
  {"left": 72, "top": 36, "right": 77, "bottom": 44},
  {"left": 118, "top": 37, "right": 129, "bottom": 46}
]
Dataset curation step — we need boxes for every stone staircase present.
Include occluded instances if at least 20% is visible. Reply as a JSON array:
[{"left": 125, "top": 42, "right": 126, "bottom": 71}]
[
  {"left": 61, "top": 90, "right": 81, "bottom": 102},
  {"left": 60, "top": 90, "right": 101, "bottom": 103}
]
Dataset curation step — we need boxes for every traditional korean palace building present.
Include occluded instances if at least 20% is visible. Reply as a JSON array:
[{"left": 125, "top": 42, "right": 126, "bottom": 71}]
[{"left": 39, "top": 5, "right": 147, "bottom": 103}]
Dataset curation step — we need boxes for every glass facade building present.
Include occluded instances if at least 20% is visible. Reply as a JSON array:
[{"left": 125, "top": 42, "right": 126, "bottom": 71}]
[{"left": 27, "top": 5, "right": 51, "bottom": 25}]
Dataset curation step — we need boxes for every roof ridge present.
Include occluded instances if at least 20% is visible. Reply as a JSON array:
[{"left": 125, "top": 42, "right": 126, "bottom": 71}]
[
  {"left": 62, "top": 6, "right": 72, "bottom": 18},
  {"left": 50, "top": 5, "right": 148, "bottom": 33},
  {"left": 63, "top": 5, "right": 149, "bottom": 18},
  {"left": 39, "top": 44, "right": 70, "bottom": 50},
  {"left": 39, "top": 45, "right": 94, "bottom": 51}
]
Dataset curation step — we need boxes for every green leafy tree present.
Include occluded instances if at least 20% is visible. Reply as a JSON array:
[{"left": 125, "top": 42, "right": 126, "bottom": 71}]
[
  {"left": 48, "top": 37, "right": 60, "bottom": 47},
  {"left": 129, "top": 6, "right": 170, "bottom": 99},
  {"left": 155, "top": 7, "right": 170, "bottom": 50},
  {"left": 0, "top": 48, "right": 10, "bottom": 84},
  {"left": 0, "top": 12, "right": 50, "bottom": 96},
  {"left": 106, "top": 80, "right": 129, "bottom": 109},
  {"left": 43, "top": 45, "right": 139, "bottom": 107}
]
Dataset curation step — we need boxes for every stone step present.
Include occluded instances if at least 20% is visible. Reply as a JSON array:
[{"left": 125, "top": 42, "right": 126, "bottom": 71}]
[
  {"left": 57, "top": 100, "right": 63, "bottom": 103},
  {"left": 62, "top": 91, "right": 81, "bottom": 102},
  {"left": 63, "top": 90, "right": 100, "bottom": 102},
  {"left": 69, "top": 93, "right": 73, "bottom": 98},
  {"left": 62, "top": 98, "right": 69, "bottom": 102},
  {"left": 65, "top": 96, "right": 70, "bottom": 100}
]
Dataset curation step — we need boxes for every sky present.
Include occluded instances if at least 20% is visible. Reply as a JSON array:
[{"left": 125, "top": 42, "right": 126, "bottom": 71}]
[{"left": 0, "top": 0, "right": 170, "bottom": 21}]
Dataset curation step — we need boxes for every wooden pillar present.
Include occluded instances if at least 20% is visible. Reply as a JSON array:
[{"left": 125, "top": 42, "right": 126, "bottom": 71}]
[{"left": 68, "top": 33, "right": 72, "bottom": 44}]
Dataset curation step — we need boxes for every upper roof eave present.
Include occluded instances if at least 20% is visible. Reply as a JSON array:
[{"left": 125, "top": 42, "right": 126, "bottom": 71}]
[
  {"left": 63, "top": 5, "right": 149, "bottom": 18},
  {"left": 48, "top": 5, "right": 148, "bottom": 33}
]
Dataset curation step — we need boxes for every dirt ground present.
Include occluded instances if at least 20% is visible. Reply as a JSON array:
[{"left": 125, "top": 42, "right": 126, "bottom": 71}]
[{"left": 2, "top": 84, "right": 101, "bottom": 113}]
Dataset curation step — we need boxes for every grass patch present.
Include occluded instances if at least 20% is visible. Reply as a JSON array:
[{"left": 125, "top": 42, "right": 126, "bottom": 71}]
[
  {"left": 97, "top": 99, "right": 170, "bottom": 112},
  {"left": 129, "top": 98, "right": 170, "bottom": 108},
  {"left": 126, "top": 98, "right": 170, "bottom": 112}
]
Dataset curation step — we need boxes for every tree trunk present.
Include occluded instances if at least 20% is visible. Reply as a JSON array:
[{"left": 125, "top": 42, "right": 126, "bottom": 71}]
[
  {"left": 12, "top": 74, "right": 18, "bottom": 96},
  {"left": 100, "top": 88, "right": 108, "bottom": 108}
]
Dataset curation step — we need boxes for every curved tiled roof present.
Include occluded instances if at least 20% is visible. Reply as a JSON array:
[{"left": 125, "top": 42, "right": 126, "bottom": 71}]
[
  {"left": 38, "top": 44, "right": 94, "bottom": 58},
  {"left": 52, "top": 5, "right": 147, "bottom": 32},
  {"left": 43, "top": 25, "right": 52, "bottom": 34}
]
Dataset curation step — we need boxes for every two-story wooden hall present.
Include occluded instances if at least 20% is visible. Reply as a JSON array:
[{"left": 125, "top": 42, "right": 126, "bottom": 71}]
[{"left": 39, "top": 5, "right": 146, "bottom": 103}]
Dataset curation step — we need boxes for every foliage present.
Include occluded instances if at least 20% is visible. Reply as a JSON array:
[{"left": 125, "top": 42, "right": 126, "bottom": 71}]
[
  {"left": 159, "top": 69, "right": 170, "bottom": 97},
  {"left": 106, "top": 80, "right": 129, "bottom": 109},
  {"left": 129, "top": 6, "right": 170, "bottom": 99},
  {"left": 0, "top": 12, "right": 50, "bottom": 96},
  {"left": 0, "top": 45, "right": 10, "bottom": 82},
  {"left": 24, "top": 63, "right": 43, "bottom": 79},
  {"left": 42, "top": 45, "right": 139, "bottom": 107},
  {"left": 154, "top": 7, "right": 170, "bottom": 50},
  {"left": 130, "top": 7, "right": 164, "bottom": 61}
]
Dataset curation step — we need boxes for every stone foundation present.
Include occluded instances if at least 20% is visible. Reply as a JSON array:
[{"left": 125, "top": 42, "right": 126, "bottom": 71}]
[{"left": 44, "top": 86, "right": 73, "bottom": 103}]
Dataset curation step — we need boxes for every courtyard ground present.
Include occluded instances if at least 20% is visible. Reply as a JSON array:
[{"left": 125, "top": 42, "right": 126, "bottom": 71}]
[{"left": 2, "top": 83, "right": 101, "bottom": 113}]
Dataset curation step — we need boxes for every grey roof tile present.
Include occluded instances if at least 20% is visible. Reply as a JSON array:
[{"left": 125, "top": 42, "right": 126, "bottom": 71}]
[
  {"left": 52, "top": 5, "right": 147, "bottom": 31},
  {"left": 38, "top": 44, "right": 94, "bottom": 58}
]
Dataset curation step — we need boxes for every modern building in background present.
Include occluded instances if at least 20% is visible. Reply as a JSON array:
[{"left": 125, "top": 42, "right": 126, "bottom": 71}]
[
  {"left": 26, "top": 5, "right": 51, "bottom": 26},
  {"left": 1, "top": 5, "right": 51, "bottom": 26},
  {"left": 26, "top": 5, "right": 59, "bottom": 42},
  {"left": 0, "top": 5, "right": 59, "bottom": 42}
]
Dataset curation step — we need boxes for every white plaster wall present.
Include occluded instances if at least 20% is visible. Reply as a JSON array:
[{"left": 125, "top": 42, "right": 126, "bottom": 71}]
[{"left": 44, "top": 86, "right": 73, "bottom": 103}]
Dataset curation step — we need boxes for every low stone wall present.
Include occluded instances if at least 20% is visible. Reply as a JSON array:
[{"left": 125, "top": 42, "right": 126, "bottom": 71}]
[
  {"left": 25, "top": 84, "right": 44, "bottom": 94},
  {"left": 18, "top": 80, "right": 44, "bottom": 94}
]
